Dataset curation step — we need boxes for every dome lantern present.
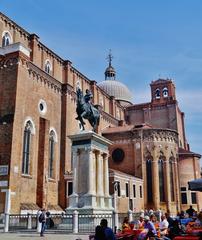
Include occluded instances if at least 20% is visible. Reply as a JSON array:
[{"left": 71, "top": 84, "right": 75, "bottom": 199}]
[
  {"left": 98, "top": 51, "right": 133, "bottom": 106},
  {"left": 105, "top": 50, "right": 116, "bottom": 80}
]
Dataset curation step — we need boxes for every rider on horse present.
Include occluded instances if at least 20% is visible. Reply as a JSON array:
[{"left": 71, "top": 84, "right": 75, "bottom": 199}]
[
  {"left": 75, "top": 87, "right": 100, "bottom": 132},
  {"left": 83, "top": 89, "right": 93, "bottom": 117}
]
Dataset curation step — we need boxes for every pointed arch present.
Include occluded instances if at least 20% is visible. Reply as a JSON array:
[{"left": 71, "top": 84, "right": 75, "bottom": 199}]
[
  {"left": 169, "top": 152, "right": 175, "bottom": 201},
  {"left": 22, "top": 120, "right": 35, "bottom": 174},
  {"left": 44, "top": 59, "right": 52, "bottom": 74},
  {"left": 145, "top": 150, "right": 153, "bottom": 203},
  {"left": 48, "top": 128, "right": 57, "bottom": 178},
  {"left": 155, "top": 88, "right": 160, "bottom": 99},
  {"left": 163, "top": 87, "right": 168, "bottom": 97},
  {"left": 2, "top": 31, "right": 12, "bottom": 47},
  {"left": 158, "top": 152, "right": 165, "bottom": 202},
  {"left": 146, "top": 159, "right": 153, "bottom": 203}
]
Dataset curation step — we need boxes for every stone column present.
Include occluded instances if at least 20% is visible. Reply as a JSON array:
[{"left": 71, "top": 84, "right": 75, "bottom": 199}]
[
  {"left": 68, "top": 149, "right": 79, "bottom": 208},
  {"left": 72, "top": 150, "right": 78, "bottom": 195},
  {"left": 103, "top": 153, "right": 109, "bottom": 197},
  {"left": 151, "top": 147, "right": 160, "bottom": 210},
  {"left": 87, "top": 148, "right": 96, "bottom": 195},
  {"left": 165, "top": 154, "right": 171, "bottom": 211},
  {"left": 96, "top": 151, "right": 104, "bottom": 196},
  {"left": 174, "top": 160, "right": 180, "bottom": 212},
  {"left": 96, "top": 151, "right": 104, "bottom": 207},
  {"left": 142, "top": 160, "right": 147, "bottom": 207}
]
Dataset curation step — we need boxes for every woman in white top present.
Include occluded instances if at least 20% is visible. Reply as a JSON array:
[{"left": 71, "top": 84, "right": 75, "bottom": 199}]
[{"left": 159, "top": 215, "right": 169, "bottom": 237}]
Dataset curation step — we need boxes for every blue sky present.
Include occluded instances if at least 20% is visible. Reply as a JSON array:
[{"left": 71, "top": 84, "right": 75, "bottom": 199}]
[{"left": 1, "top": 0, "right": 202, "bottom": 160}]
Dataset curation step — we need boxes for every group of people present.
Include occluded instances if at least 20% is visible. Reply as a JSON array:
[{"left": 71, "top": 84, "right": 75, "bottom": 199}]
[
  {"left": 119, "top": 206, "right": 202, "bottom": 240},
  {"left": 121, "top": 214, "right": 171, "bottom": 240},
  {"left": 37, "top": 206, "right": 202, "bottom": 239}
]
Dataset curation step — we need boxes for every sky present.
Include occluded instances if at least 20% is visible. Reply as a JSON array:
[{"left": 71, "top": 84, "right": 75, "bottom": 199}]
[{"left": 1, "top": 0, "right": 202, "bottom": 161}]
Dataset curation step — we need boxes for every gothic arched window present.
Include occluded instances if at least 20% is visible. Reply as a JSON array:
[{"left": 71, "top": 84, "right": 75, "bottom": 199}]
[
  {"left": 169, "top": 158, "right": 175, "bottom": 201},
  {"left": 2, "top": 32, "right": 12, "bottom": 47},
  {"left": 163, "top": 87, "right": 168, "bottom": 98},
  {"left": 146, "top": 159, "right": 153, "bottom": 203},
  {"left": 22, "top": 121, "right": 33, "bottom": 174},
  {"left": 158, "top": 158, "right": 165, "bottom": 202},
  {"left": 155, "top": 88, "right": 160, "bottom": 99},
  {"left": 48, "top": 130, "right": 56, "bottom": 178},
  {"left": 45, "top": 60, "right": 52, "bottom": 74}
]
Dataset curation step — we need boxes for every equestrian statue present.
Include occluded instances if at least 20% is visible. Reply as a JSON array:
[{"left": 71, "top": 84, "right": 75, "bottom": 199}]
[{"left": 75, "top": 86, "right": 100, "bottom": 132}]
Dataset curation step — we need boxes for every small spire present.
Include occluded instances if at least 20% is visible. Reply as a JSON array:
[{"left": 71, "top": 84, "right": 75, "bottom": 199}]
[
  {"left": 106, "top": 49, "right": 113, "bottom": 67},
  {"left": 105, "top": 49, "right": 116, "bottom": 80}
]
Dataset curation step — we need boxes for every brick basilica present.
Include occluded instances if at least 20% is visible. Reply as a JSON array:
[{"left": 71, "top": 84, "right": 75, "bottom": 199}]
[{"left": 0, "top": 12, "right": 201, "bottom": 215}]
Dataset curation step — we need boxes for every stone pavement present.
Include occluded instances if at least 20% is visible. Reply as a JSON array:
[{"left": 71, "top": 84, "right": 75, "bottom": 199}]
[{"left": 0, "top": 232, "right": 90, "bottom": 240}]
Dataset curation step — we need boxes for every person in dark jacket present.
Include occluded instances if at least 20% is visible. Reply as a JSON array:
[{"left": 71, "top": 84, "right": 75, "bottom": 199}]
[
  {"left": 102, "top": 219, "right": 116, "bottom": 240},
  {"left": 186, "top": 205, "right": 195, "bottom": 217},
  {"left": 95, "top": 225, "right": 107, "bottom": 240},
  {"left": 39, "top": 208, "right": 46, "bottom": 237}
]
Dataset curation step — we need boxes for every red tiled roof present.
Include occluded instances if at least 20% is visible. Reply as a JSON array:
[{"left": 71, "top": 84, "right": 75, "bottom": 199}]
[
  {"left": 179, "top": 148, "right": 201, "bottom": 158},
  {"left": 102, "top": 125, "right": 133, "bottom": 134},
  {"left": 102, "top": 123, "right": 153, "bottom": 134}
]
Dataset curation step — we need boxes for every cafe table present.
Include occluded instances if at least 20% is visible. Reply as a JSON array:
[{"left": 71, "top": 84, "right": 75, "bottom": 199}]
[{"left": 173, "top": 235, "right": 200, "bottom": 240}]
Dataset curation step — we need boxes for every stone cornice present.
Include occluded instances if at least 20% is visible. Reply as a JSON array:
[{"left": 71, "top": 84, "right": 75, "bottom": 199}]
[
  {"left": 37, "top": 42, "right": 64, "bottom": 64},
  {"left": 0, "top": 12, "right": 30, "bottom": 39},
  {"left": 132, "top": 128, "right": 178, "bottom": 143},
  {"left": 143, "top": 129, "right": 178, "bottom": 143},
  {"left": 126, "top": 100, "right": 177, "bottom": 111},
  {"left": 27, "top": 62, "right": 62, "bottom": 94},
  {"left": 101, "top": 111, "right": 119, "bottom": 126}
]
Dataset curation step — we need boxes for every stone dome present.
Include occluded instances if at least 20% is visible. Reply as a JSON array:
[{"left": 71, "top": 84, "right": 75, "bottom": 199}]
[
  {"left": 98, "top": 80, "right": 133, "bottom": 104},
  {"left": 99, "top": 51, "right": 133, "bottom": 106}
]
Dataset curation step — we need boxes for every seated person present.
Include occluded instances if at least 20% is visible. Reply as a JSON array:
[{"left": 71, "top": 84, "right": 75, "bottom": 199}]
[
  {"left": 129, "top": 221, "right": 135, "bottom": 230},
  {"left": 138, "top": 216, "right": 158, "bottom": 240},
  {"left": 195, "top": 211, "right": 202, "bottom": 227},
  {"left": 178, "top": 210, "right": 185, "bottom": 219},
  {"left": 137, "top": 215, "right": 145, "bottom": 229},
  {"left": 122, "top": 217, "right": 131, "bottom": 232},
  {"left": 186, "top": 205, "right": 195, "bottom": 218},
  {"left": 165, "top": 212, "right": 174, "bottom": 229},
  {"left": 150, "top": 214, "right": 159, "bottom": 230},
  {"left": 168, "top": 219, "right": 182, "bottom": 239},
  {"left": 159, "top": 215, "right": 169, "bottom": 237}
]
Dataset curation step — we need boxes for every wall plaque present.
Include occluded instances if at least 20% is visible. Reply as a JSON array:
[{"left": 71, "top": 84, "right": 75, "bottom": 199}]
[
  {"left": 0, "top": 181, "right": 8, "bottom": 187},
  {"left": 0, "top": 165, "right": 8, "bottom": 176}
]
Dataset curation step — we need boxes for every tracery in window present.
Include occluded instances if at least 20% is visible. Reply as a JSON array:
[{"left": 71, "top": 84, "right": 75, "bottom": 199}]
[
  {"left": 45, "top": 60, "right": 52, "bottom": 74},
  {"left": 158, "top": 158, "right": 165, "bottom": 202},
  {"left": 48, "top": 130, "right": 56, "bottom": 178},
  {"left": 22, "top": 121, "right": 34, "bottom": 174},
  {"left": 2, "top": 32, "right": 12, "bottom": 47}
]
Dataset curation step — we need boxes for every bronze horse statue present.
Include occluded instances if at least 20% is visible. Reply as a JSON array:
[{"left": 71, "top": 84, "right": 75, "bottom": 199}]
[{"left": 75, "top": 87, "right": 100, "bottom": 132}]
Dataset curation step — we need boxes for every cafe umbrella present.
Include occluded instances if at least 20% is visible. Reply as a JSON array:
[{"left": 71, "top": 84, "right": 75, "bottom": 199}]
[{"left": 188, "top": 178, "right": 202, "bottom": 192}]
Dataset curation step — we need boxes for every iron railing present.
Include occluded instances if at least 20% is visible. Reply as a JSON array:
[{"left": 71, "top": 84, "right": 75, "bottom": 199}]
[{"left": 78, "top": 213, "right": 113, "bottom": 233}]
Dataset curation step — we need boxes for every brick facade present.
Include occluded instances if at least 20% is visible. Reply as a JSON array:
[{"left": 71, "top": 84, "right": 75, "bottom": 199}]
[{"left": 0, "top": 12, "right": 201, "bottom": 214}]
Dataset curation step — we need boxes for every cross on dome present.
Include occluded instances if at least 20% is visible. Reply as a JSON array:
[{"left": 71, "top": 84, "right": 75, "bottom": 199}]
[{"left": 106, "top": 49, "right": 113, "bottom": 67}]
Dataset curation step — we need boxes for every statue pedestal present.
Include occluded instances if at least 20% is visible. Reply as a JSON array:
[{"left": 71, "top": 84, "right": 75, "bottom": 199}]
[{"left": 66, "top": 131, "right": 113, "bottom": 215}]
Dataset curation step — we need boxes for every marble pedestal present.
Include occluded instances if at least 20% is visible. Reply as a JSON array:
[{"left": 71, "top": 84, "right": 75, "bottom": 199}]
[{"left": 66, "top": 131, "right": 113, "bottom": 215}]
